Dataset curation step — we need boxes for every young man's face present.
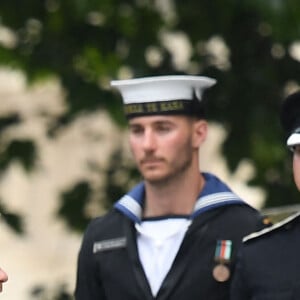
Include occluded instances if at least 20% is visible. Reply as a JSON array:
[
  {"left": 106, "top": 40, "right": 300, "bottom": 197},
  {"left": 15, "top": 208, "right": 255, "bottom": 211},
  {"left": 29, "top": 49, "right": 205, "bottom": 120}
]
[
  {"left": 128, "top": 115, "right": 207, "bottom": 184},
  {"left": 293, "top": 145, "right": 300, "bottom": 190}
]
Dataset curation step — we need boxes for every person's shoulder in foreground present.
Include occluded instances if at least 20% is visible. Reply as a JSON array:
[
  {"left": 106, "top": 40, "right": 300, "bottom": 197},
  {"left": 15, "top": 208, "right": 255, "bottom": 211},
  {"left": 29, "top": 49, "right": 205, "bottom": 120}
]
[
  {"left": 230, "top": 90, "right": 300, "bottom": 300},
  {"left": 231, "top": 212, "right": 300, "bottom": 300},
  {"left": 0, "top": 268, "right": 8, "bottom": 293}
]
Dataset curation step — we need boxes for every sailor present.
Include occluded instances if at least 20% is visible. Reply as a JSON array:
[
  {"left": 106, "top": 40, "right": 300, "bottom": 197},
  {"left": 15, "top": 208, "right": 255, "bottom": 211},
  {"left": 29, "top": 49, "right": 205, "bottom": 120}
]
[{"left": 75, "top": 75, "right": 266, "bottom": 300}]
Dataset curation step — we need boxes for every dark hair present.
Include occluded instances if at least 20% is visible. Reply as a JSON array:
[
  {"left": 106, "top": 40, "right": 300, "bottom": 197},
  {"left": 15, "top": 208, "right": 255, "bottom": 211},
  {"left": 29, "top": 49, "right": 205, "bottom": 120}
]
[{"left": 190, "top": 90, "right": 206, "bottom": 119}]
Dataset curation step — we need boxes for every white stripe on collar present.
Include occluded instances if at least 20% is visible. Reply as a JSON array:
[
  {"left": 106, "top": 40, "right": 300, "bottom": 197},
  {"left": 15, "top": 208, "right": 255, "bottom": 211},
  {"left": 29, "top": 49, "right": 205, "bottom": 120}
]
[
  {"left": 116, "top": 191, "right": 244, "bottom": 223},
  {"left": 194, "top": 192, "right": 242, "bottom": 212},
  {"left": 117, "top": 195, "right": 142, "bottom": 219}
]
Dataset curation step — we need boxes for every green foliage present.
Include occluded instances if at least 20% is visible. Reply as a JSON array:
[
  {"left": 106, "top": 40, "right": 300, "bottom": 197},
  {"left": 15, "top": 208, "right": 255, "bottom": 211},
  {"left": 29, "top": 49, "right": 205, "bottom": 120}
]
[
  {"left": 0, "top": 139, "right": 37, "bottom": 171},
  {"left": 102, "top": 148, "right": 140, "bottom": 210},
  {"left": 1, "top": 1, "right": 300, "bottom": 298},
  {"left": 1, "top": 0, "right": 300, "bottom": 232},
  {"left": 31, "top": 283, "right": 74, "bottom": 300},
  {"left": 0, "top": 114, "right": 21, "bottom": 132},
  {"left": 58, "top": 181, "right": 92, "bottom": 232},
  {"left": 246, "top": 0, "right": 300, "bottom": 42},
  {"left": 0, "top": 201, "right": 24, "bottom": 234}
]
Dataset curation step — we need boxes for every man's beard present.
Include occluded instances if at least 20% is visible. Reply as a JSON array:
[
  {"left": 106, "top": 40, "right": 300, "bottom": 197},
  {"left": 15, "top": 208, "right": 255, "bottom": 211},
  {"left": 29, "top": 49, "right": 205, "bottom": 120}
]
[{"left": 141, "top": 153, "right": 193, "bottom": 187}]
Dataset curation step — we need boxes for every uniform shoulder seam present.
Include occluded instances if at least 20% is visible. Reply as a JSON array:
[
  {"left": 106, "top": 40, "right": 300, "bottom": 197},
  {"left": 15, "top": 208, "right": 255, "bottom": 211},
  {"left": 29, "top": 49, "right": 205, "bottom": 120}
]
[{"left": 243, "top": 211, "right": 300, "bottom": 242}]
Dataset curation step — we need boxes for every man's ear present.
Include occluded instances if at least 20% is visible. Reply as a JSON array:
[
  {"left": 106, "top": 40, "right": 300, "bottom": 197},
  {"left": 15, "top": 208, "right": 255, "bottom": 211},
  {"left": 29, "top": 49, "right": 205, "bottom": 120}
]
[{"left": 192, "top": 119, "right": 208, "bottom": 148}]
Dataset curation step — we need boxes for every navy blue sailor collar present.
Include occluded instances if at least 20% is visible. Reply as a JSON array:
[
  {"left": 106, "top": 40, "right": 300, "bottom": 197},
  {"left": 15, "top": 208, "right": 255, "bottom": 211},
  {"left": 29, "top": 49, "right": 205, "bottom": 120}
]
[{"left": 114, "top": 172, "right": 246, "bottom": 223}]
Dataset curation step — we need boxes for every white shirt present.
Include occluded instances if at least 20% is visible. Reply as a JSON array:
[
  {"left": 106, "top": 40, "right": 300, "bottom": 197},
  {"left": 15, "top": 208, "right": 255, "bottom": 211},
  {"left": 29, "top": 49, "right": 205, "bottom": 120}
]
[{"left": 135, "top": 218, "right": 192, "bottom": 296}]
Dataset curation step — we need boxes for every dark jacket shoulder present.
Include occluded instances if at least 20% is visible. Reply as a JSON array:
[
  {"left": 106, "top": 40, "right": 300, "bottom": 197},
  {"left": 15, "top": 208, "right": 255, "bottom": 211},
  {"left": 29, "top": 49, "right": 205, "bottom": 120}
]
[
  {"left": 243, "top": 211, "right": 300, "bottom": 243},
  {"left": 82, "top": 209, "right": 130, "bottom": 241}
]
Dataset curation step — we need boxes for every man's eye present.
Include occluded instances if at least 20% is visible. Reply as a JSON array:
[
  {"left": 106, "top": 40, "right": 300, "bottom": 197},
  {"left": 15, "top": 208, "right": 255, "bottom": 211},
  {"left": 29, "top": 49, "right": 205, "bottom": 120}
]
[
  {"left": 130, "top": 127, "right": 143, "bottom": 134},
  {"left": 157, "top": 125, "right": 171, "bottom": 132},
  {"left": 158, "top": 127, "right": 169, "bottom": 133}
]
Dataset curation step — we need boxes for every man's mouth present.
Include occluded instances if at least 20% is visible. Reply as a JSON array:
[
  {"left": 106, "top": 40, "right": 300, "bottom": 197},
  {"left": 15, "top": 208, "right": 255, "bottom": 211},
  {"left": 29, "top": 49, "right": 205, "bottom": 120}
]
[{"left": 141, "top": 158, "right": 163, "bottom": 165}]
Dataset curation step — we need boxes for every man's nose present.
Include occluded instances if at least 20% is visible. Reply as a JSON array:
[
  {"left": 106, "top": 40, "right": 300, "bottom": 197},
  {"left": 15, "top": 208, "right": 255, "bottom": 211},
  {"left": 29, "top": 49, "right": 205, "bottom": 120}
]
[{"left": 142, "top": 130, "right": 156, "bottom": 150}]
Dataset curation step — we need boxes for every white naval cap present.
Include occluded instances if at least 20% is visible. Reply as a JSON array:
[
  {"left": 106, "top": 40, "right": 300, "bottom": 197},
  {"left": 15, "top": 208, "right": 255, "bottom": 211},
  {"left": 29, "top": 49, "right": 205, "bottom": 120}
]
[
  {"left": 280, "top": 91, "right": 300, "bottom": 149},
  {"left": 110, "top": 75, "right": 216, "bottom": 119}
]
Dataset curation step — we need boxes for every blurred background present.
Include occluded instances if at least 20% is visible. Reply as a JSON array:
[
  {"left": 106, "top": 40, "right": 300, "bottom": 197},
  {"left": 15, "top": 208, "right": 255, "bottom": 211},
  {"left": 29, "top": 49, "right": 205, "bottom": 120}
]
[{"left": 0, "top": 0, "right": 300, "bottom": 299}]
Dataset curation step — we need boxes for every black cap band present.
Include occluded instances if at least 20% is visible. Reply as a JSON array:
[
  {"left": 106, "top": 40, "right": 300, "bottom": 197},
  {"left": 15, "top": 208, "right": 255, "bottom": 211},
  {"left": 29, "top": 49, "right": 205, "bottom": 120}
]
[{"left": 124, "top": 99, "right": 205, "bottom": 119}]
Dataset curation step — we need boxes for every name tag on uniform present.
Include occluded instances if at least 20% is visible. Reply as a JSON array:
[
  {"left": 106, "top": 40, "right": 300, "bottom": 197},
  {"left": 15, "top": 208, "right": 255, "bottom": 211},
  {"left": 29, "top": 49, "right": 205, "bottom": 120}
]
[{"left": 93, "top": 237, "right": 127, "bottom": 253}]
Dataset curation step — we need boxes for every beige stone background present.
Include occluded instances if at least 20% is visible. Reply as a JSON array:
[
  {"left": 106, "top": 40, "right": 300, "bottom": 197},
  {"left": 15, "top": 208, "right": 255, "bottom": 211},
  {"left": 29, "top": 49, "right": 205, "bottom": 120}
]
[{"left": 0, "top": 68, "right": 265, "bottom": 299}]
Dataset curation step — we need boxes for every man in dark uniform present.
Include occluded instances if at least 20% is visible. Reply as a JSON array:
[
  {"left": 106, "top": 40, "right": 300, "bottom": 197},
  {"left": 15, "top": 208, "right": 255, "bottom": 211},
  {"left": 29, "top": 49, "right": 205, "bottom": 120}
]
[
  {"left": 230, "top": 90, "right": 300, "bottom": 300},
  {"left": 75, "top": 75, "right": 265, "bottom": 300}
]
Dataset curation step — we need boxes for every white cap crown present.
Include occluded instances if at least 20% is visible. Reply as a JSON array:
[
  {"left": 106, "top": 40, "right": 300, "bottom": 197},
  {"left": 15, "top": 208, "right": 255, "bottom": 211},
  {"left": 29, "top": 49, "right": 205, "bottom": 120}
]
[{"left": 111, "top": 75, "right": 216, "bottom": 119}]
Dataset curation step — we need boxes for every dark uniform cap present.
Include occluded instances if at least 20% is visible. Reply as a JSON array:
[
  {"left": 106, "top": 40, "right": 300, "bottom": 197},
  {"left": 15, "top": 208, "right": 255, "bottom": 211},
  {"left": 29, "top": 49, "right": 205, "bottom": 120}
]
[
  {"left": 110, "top": 75, "right": 216, "bottom": 119},
  {"left": 280, "top": 91, "right": 300, "bottom": 147}
]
